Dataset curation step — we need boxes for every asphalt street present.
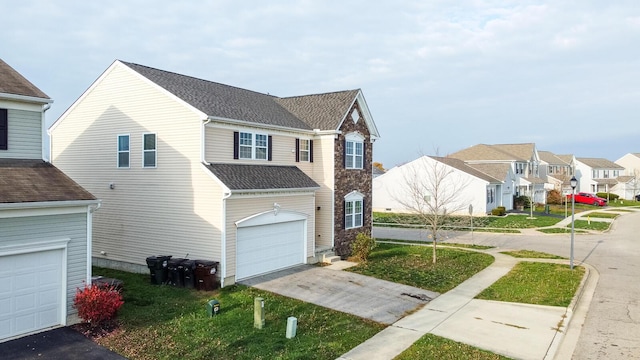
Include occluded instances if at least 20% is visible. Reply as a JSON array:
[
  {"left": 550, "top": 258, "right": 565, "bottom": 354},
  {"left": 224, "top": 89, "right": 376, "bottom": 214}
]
[{"left": 373, "top": 210, "right": 640, "bottom": 360}]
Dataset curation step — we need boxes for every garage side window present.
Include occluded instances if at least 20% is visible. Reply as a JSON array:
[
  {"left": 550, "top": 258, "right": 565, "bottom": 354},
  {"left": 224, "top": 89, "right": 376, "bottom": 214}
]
[
  {"left": 344, "top": 191, "right": 364, "bottom": 229},
  {"left": 117, "top": 134, "right": 130, "bottom": 168},
  {"left": 143, "top": 133, "right": 157, "bottom": 168}
]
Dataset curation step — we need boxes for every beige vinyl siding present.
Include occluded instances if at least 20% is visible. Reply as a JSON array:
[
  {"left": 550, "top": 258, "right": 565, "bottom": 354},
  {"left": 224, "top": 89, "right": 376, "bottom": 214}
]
[
  {"left": 205, "top": 126, "right": 314, "bottom": 174},
  {"left": 311, "top": 134, "right": 335, "bottom": 249},
  {"left": 224, "top": 193, "right": 315, "bottom": 281},
  {"left": 0, "top": 109, "right": 42, "bottom": 159},
  {"left": 0, "top": 212, "right": 88, "bottom": 319},
  {"left": 51, "top": 62, "right": 224, "bottom": 267}
]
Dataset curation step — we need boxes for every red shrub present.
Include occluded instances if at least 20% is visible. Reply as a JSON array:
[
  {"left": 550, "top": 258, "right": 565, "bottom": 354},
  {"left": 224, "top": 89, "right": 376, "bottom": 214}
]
[{"left": 73, "top": 284, "right": 124, "bottom": 326}]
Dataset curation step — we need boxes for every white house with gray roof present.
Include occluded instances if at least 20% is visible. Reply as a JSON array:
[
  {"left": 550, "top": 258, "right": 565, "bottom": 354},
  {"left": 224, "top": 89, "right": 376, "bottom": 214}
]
[
  {"left": 574, "top": 157, "right": 625, "bottom": 194},
  {"left": 50, "top": 60, "right": 380, "bottom": 286}
]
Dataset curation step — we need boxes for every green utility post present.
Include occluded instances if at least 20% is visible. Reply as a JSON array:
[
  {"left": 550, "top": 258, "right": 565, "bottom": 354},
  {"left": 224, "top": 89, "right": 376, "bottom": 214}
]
[{"left": 254, "top": 297, "right": 265, "bottom": 329}]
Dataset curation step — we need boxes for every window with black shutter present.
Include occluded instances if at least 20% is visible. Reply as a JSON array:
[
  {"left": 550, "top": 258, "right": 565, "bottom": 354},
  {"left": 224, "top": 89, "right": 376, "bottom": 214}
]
[{"left": 0, "top": 109, "right": 7, "bottom": 150}]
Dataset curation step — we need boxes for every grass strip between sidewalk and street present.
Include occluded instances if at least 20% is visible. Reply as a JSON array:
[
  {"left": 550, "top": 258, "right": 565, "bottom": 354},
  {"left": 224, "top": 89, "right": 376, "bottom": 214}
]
[{"left": 395, "top": 333, "right": 512, "bottom": 360}]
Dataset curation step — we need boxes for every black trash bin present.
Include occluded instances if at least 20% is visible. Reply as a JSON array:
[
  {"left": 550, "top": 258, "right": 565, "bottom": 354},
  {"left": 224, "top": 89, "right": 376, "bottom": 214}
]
[
  {"left": 182, "top": 260, "right": 197, "bottom": 289},
  {"left": 145, "top": 255, "right": 172, "bottom": 285},
  {"left": 194, "top": 260, "right": 219, "bottom": 291},
  {"left": 167, "top": 258, "right": 187, "bottom": 287}
]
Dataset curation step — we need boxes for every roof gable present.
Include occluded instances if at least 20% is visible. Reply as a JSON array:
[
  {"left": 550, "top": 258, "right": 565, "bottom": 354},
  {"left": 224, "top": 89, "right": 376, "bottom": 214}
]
[
  {"left": 0, "top": 58, "right": 51, "bottom": 102},
  {"left": 275, "top": 90, "right": 359, "bottom": 131}
]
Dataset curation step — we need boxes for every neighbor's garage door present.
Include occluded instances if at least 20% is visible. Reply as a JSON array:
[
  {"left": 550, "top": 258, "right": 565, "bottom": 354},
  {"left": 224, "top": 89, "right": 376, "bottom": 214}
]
[
  {"left": 0, "top": 249, "right": 64, "bottom": 341},
  {"left": 236, "top": 220, "right": 305, "bottom": 280}
]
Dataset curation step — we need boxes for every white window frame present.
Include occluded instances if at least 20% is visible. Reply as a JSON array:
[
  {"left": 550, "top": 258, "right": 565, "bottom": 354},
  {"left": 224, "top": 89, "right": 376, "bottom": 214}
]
[
  {"left": 345, "top": 132, "right": 364, "bottom": 170},
  {"left": 239, "top": 132, "right": 268, "bottom": 160},
  {"left": 344, "top": 191, "right": 364, "bottom": 229},
  {"left": 299, "top": 139, "right": 310, "bottom": 162},
  {"left": 117, "top": 134, "right": 130, "bottom": 169},
  {"left": 142, "top": 133, "right": 157, "bottom": 168}
]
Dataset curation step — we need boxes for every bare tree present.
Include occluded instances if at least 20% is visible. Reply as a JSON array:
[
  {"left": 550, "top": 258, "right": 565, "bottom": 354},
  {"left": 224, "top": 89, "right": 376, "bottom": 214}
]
[{"left": 394, "top": 155, "right": 471, "bottom": 264}]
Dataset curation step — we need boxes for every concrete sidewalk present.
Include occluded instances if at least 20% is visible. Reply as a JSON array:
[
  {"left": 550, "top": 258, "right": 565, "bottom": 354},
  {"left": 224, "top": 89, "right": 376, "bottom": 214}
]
[{"left": 338, "top": 250, "right": 596, "bottom": 360}]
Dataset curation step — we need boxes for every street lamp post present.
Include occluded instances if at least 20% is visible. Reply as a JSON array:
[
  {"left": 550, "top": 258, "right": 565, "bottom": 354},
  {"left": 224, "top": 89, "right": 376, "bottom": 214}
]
[{"left": 570, "top": 176, "right": 578, "bottom": 270}]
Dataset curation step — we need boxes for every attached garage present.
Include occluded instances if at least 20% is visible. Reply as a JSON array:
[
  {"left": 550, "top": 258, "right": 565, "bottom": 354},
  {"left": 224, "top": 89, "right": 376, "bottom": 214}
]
[
  {"left": 0, "top": 245, "right": 66, "bottom": 341},
  {"left": 235, "top": 210, "right": 307, "bottom": 281}
]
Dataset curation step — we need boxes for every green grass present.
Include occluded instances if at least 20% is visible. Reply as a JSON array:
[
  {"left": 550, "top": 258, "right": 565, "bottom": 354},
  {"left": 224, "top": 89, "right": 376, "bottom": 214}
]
[
  {"left": 500, "top": 250, "right": 565, "bottom": 259},
  {"left": 396, "top": 334, "right": 511, "bottom": 360},
  {"left": 376, "top": 238, "right": 494, "bottom": 250},
  {"left": 571, "top": 220, "right": 610, "bottom": 231},
  {"left": 537, "top": 228, "right": 588, "bottom": 234},
  {"left": 347, "top": 243, "right": 494, "bottom": 293},
  {"left": 92, "top": 267, "right": 383, "bottom": 360},
  {"left": 476, "top": 262, "right": 585, "bottom": 307},
  {"left": 585, "top": 212, "right": 619, "bottom": 219}
]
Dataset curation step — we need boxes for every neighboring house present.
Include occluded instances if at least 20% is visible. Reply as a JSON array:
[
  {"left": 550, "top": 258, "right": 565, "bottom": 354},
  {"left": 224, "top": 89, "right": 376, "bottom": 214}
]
[
  {"left": 373, "top": 155, "right": 505, "bottom": 216},
  {"left": 0, "top": 59, "right": 98, "bottom": 342},
  {"left": 50, "top": 60, "right": 379, "bottom": 286},
  {"left": 448, "top": 143, "right": 547, "bottom": 204},
  {"left": 614, "top": 153, "right": 640, "bottom": 199},
  {"left": 372, "top": 165, "right": 385, "bottom": 178},
  {"left": 574, "top": 157, "right": 624, "bottom": 194},
  {"left": 538, "top": 151, "right": 575, "bottom": 194}
]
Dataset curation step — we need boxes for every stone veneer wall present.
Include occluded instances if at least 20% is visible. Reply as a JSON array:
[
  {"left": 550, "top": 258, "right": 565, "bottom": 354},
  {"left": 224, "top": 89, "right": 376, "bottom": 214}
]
[{"left": 333, "top": 102, "right": 373, "bottom": 256}]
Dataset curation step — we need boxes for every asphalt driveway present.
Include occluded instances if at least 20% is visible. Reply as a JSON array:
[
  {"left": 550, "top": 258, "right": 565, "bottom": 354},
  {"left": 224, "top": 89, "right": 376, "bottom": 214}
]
[
  {"left": 0, "top": 326, "right": 126, "bottom": 360},
  {"left": 240, "top": 264, "right": 439, "bottom": 325}
]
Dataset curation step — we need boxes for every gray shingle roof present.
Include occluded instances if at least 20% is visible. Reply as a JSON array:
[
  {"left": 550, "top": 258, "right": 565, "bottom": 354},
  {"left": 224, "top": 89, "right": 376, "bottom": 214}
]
[
  {"left": 0, "top": 58, "right": 50, "bottom": 100},
  {"left": 0, "top": 159, "right": 96, "bottom": 203},
  {"left": 204, "top": 163, "right": 319, "bottom": 191},
  {"left": 430, "top": 156, "right": 502, "bottom": 183},
  {"left": 577, "top": 157, "right": 624, "bottom": 169},
  {"left": 121, "top": 61, "right": 358, "bottom": 131},
  {"left": 449, "top": 143, "right": 535, "bottom": 162},
  {"left": 538, "top": 150, "right": 570, "bottom": 165},
  {"left": 466, "top": 163, "right": 511, "bottom": 182}
]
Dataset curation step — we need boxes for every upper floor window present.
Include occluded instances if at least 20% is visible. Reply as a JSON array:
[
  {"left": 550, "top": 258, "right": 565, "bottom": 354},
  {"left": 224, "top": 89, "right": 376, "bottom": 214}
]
[
  {"left": 143, "top": 133, "right": 157, "bottom": 168},
  {"left": 613, "top": 170, "right": 619, "bottom": 177},
  {"left": 345, "top": 132, "right": 364, "bottom": 169},
  {"left": 117, "top": 134, "right": 130, "bottom": 168},
  {"left": 0, "top": 109, "right": 7, "bottom": 150},
  {"left": 603, "top": 170, "right": 609, "bottom": 178},
  {"left": 515, "top": 162, "right": 524, "bottom": 174},
  {"left": 296, "top": 138, "right": 313, "bottom": 162},
  {"left": 234, "top": 131, "right": 271, "bottom": 161},
  {"left": 344, "top": 191, "right": 364, "bottom": 229},
  {"left": 592, "top": 170, "right": 598, "bottom": 178}
]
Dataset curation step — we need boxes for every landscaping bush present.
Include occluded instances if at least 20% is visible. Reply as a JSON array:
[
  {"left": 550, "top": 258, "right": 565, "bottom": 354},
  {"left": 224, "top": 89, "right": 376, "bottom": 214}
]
[
  {"left": 491, "top": 207, "right": 506, "bottom": 216},
  {"left": 74, "top": 284, "right": 124, "bottom": 326},
  {"left": 350, "top": 232, "right": 377, "bottom": 262},
  {"left": 546, "top": 189, "right": 563, "bottom": 205},
  {"left": 596, "top": 192, "right": 618, "bottom": 201},
  {"left": 514, "top": 195, "right": 531, "bottom": 209}
]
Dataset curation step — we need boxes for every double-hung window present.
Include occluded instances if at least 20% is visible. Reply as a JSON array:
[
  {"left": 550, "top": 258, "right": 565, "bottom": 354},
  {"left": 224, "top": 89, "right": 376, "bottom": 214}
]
[
  {"left": 296, "top": 138, "right": 313, "bottom": 162},
  {"left": 345, "top": 133, "right": 364, "bottom": 169},
  {"left": 344, "top": 191, "right": 364, "bottom": 229},
  {"left": 117, "top": 134, "right": 130, "bottom": 168},
  {"left": 143, "top": 133, "right": 157, "bottom": 168},
  {"left": 236, "top": 131, "right": 270, "bottom": 160}
]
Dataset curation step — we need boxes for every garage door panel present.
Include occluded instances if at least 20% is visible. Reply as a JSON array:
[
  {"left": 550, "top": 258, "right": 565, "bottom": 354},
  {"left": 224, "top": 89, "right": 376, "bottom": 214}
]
[
  {"left": 237, "top": 220, "right": 305, "bottom": 280},
  {"left": 0, "top": 249, "right": 64, "bottom": 341}
]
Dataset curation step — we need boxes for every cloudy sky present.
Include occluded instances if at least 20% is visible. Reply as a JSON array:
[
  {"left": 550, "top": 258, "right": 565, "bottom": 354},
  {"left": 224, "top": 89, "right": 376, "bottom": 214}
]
[{"left": 2, "top": 1, "right": 639, "bottom": 167}]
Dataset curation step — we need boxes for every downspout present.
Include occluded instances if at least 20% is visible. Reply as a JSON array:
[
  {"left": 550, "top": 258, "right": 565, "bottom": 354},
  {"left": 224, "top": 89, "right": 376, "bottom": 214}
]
[
  {"left": 220, "top": 190, "right": 231, "bottom": 288},
  {"left": 201, "top": 117, "right": 212, "bottom": 164},
  {"left": 86, "top": 200, "right": 102, "bottom": 284},
  {"left": 42, "top": 103, "right": 51, "bottom": 161}
]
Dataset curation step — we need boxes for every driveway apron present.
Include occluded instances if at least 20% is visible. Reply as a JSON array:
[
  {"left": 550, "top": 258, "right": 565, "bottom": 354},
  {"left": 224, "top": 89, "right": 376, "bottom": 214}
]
[{"left": 240, "top": 264, "right": 439, "bottom": 325}]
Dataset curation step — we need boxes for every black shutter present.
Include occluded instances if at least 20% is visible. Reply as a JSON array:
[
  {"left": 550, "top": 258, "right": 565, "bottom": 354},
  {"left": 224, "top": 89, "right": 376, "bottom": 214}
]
[
  {"left": 268, "top": 135, "right": 273, "bottom": 161},
  {"left": 0, "top": 109, "right": 7, "bottom": 150},
  {"left": 233, "top": 131, "right": 239, "bottom": 159},
  {"left": 309, "top": 140, "right": 314, "bottom": 163},
  {"left": 295, "top": 138, "right": 300, "bottom": 162}
]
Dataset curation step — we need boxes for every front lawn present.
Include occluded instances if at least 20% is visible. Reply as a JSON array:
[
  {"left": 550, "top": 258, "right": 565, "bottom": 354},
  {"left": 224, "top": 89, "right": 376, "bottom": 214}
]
[
  {"left": 91, "top": 267, "right": 383, "bottom": 360},
  {"left": 571, "top": 219, "right": 610, "bottom": 231},
  {"left": 396, "top": 334, "right": 511, "bottom": 360},
  {"left": 475, "top": 262, "right": 585, "bottom": 307},
  {"left": 373, "top": 212, "right": 562, "bottom": 231},
  {"left": 347, "top": 243, "right": 494, "bottom": 293},
  {"left": 500, "top": 250, "right": 565, "bottom": 259}
]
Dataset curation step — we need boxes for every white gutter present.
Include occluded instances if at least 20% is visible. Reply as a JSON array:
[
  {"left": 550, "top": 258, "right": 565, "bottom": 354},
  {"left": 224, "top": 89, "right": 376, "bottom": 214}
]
[
  {"left": 201, "top": 118, "right": 212, "bottom": 163},
  {"left": 207, "top": 115, "right": 317, "bottom": 135},
  {"left": 0, "top": 92, "right": 53, "bottom": 104},
  {"left": 0, "top": 199, "right": 100, "bottom": 210},
  {"left": 42, "top": 103, "right": 52, "bottom": 161}
]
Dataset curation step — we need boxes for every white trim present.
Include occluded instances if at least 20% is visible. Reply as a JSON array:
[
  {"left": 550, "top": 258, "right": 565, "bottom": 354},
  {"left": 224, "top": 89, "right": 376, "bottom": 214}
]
[
  {"left": 344, "top": 190, "right": 365, "bottom": 201},
  {"left": 345, "top": 133, "right": 364, "bottom": 170},
  {"left": 238, "top": 131, "right": 269, "bottom": 160},
  {"left": 117, "top": 134, "right": 130, "bottom": 169},
  {"left": 0, "top": 203, "right": 97, "bottom": 218},
  {"left": 344, "top": 191, "right": 364, "bottom": 230},
  {"left": 207, "top": 116, "right": 316, "bottom": 136},
  {"left": 235, "top": 209, "right": 309, "bottom": 228},
  {"left": 142, "top": 132, "right": 157, "bottom": 168},
  {"left": 0, "top": 92, "right": 52, "bottom": 105},
  {"left": 229, "top": 188, "right": 319, "bottom": 196}
]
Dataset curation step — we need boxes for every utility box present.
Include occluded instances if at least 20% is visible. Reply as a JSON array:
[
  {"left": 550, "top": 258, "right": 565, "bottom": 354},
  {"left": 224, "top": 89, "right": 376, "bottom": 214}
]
[
  {"left": 206, "top": 299, "right": 220, "bottom": 316},
  {"left": 254, "top": 297, "right": 265, "bottom": 329}
]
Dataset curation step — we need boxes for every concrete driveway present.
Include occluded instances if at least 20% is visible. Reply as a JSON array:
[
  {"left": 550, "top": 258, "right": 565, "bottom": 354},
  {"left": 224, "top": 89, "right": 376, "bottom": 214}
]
[{"left": 240, "top": 264, "right": 439, "bottom": 325}]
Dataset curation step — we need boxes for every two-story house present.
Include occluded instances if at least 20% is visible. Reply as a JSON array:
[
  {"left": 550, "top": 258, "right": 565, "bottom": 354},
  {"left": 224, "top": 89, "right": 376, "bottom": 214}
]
[
  {"left": 538, "top": 151, "right": 575, "bottom": 194},
  {"left": 448, "top": 143, "right": 548, "bottom": 204},
  {"left": 574, "top": 158, "right": 624, "bottom": 195},
  {"left": 0, "top": 59, "right": 98, "bottom": 341},
  {"left": 50, "top": 60, "right": 379, "bottom": 286},
  {"left": 614, "top": 153, "right": 640, "bottom": 200}
]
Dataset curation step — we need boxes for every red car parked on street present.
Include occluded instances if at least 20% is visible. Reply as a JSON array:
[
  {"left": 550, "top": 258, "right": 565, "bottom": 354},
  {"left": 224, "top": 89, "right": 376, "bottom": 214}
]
[{"left": 567, "top": 192, "right": 608, "bottom": 206}]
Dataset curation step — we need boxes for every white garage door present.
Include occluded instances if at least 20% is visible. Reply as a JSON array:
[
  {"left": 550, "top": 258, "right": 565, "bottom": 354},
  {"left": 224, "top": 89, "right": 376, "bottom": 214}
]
[
  {"left": 0, "top": 249, "right": 64, "bottom": 341},
  {"left": 236, "top": 220, "right": 305, "bottom": 280}
]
